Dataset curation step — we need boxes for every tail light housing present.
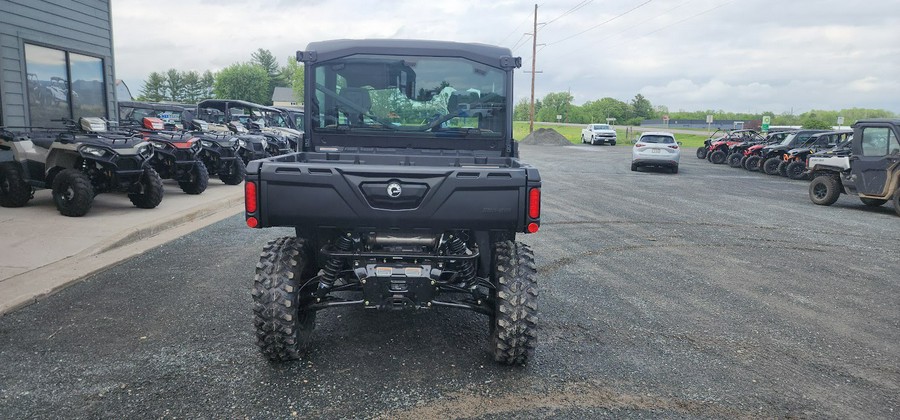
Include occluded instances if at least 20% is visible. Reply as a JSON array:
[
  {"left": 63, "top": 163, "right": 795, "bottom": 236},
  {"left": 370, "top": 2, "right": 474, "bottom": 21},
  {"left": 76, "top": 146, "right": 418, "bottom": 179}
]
[
  {"left": 528, "top": 187, "right": 540, "bottom": 219},
  {"left": 635, "top": 143, "right": 646, "bottom": 148},
  {"left": 668, "top": 144, "right": 679, "bottom": 149},
  {"left": 245, "top": 181, "right": 259, "bottom": 228},
  {"left": 143, "top": 117, "right": 164, "bottom": 131},
  {"left": 526, "top": 187, "right": 541, "bottom": 233}
]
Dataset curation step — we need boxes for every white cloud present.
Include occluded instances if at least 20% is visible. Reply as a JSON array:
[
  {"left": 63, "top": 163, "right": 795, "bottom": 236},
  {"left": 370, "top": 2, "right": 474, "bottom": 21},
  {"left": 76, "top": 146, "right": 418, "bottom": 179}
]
[{"left": 112, "top": 0, "right": 900, "bottom": 114}]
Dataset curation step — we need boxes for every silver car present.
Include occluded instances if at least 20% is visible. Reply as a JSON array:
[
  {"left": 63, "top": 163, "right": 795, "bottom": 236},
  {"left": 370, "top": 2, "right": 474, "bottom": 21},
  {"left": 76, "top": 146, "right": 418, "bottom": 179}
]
[{"left": 631, "top": 132, "right": 681, "bottom": 173}]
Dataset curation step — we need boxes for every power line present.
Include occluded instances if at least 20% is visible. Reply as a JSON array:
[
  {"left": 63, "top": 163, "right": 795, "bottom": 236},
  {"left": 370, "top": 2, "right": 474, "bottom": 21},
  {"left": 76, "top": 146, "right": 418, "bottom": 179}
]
[
  {"left": 542, "top": 0, "right": 594, "bottom": 28},
  {"left": 553, "top": 0, "right": 697, "bottom": 56},
  {"left": 498, "top": 16, "right": 532, "bottom": 45},
  {"left": 631, "top": 0, "right": 736, "bottom": 40},
  {"left": 546, "top": 0, "right": 654, "bottom": 46}
]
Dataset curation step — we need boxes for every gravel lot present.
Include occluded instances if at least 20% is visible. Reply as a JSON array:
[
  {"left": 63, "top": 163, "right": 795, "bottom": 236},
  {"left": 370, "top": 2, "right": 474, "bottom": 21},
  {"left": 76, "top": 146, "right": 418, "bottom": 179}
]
[{"left": 1, "top": 144, "right": 897, "bottom": 418}]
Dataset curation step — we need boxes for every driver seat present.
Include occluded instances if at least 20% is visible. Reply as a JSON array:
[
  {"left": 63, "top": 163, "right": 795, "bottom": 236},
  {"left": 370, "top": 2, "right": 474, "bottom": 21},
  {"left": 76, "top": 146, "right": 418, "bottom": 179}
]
[{"left": 337, "top": 87, "right": 371, "bottom": 125}]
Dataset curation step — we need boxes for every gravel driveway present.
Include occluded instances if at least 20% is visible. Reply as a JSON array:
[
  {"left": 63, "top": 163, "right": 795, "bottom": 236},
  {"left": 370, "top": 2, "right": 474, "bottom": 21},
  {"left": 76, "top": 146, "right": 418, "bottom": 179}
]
[{"left": 1, "top": 144, "right": 897, "bottom": 418}]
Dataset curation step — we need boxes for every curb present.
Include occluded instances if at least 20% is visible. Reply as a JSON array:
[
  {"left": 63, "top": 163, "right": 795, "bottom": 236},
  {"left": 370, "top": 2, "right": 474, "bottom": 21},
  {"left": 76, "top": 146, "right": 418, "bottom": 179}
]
[{"left": 0, "top": 194, "right": 244, "bottom": 316}]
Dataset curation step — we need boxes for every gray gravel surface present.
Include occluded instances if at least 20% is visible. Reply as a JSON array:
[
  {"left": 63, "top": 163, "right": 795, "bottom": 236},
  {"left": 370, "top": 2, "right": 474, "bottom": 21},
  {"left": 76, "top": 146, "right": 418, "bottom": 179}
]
[{"left": 1, "top": 145, "right": 898, "bottom": 419}]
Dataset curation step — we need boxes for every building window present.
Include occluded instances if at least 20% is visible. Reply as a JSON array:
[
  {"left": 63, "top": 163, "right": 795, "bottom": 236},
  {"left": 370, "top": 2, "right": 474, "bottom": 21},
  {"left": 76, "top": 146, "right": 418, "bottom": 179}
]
[{"left": 24, "top": 43, "right": 106, "bottom": 127}]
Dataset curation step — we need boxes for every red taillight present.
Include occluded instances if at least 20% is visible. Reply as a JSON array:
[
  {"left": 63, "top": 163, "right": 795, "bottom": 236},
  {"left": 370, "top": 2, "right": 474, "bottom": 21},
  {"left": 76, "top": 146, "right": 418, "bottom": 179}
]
[
  {"left": 246, "top": 216, "right": 259, "bottom": 228},
  {"left": 245, "top": 181, "right": 257, "bottom": 213},
  {"left": 528, "top": 187, "right": 540, "bottom": 219},
  {"left": 635, "top": 143, "right": 645, "bottom": 148},
  {"left": 527, "top": 222, "right": 539, "bottom": 233},
  {"left": 668, "top": 144, "right": 679, "bottom": 149}
]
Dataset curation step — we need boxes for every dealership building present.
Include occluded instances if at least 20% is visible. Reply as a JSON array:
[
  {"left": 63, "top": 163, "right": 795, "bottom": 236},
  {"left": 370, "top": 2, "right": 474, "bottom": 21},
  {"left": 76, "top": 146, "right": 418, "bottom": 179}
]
[{"left": 0, "top": 0, "right": 116, "bottom": 128}]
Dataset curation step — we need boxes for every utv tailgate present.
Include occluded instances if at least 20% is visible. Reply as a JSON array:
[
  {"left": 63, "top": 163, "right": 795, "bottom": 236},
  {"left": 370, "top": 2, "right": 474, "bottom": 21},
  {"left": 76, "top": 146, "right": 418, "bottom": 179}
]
[{"left": 251, "top": 157, "right": 538, "bottom": 231}]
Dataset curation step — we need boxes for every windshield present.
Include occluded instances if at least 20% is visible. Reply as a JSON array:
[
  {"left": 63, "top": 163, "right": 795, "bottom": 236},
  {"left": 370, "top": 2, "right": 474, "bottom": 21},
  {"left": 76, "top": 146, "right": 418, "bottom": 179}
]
[
  {"left": 120, "top": 106, "right": 183, "bottom": 126},
  {"left": 311, "top": 54, "right": 508, "bottom": 139},
  {"left": 593, "top": 124, "right": 610, "bottom": 130},
  {"left": 779, "top": 133, "right": 796, "bottom": 146},
  {"left": 640, "top": 135, "right": 674, "bottom": 144}
]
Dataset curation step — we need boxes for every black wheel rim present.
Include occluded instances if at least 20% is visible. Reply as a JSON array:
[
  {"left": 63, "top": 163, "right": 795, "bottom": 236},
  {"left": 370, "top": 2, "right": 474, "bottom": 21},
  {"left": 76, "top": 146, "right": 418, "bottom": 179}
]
[
  {"left": 813, "top": 183, "right": 827, "bottom": 200},
  {"left": 60, "top": 184, "right": 75, "bottom": 202}
]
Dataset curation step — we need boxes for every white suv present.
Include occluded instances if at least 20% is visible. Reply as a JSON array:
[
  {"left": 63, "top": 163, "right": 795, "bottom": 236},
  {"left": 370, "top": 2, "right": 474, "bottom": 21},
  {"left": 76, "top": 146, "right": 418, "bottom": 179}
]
[{"left": 631, "top": 132, "right": 681, "bottom": 173}]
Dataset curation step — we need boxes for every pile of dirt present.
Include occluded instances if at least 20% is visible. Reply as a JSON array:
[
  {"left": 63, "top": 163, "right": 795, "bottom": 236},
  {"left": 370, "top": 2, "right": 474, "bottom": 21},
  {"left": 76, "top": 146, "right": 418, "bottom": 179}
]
[{"left": 519, "top": 128, "right": 572, "bottom": 146}]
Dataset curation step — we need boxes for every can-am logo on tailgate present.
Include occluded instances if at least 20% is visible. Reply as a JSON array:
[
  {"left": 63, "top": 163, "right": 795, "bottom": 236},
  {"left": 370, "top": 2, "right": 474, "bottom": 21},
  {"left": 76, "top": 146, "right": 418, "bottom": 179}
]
[{"left": 387, "top": 182, "right": 402, "bottom": 198}]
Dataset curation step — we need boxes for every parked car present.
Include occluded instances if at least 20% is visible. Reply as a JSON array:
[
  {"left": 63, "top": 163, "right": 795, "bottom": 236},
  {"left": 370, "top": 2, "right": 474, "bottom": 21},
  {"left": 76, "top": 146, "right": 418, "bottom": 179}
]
[
  {"left": 631, "top": 131, "right": 680, "bottom": 173},
  {"left": 581, "top": 123, "right": 617, "bottom": 145}
]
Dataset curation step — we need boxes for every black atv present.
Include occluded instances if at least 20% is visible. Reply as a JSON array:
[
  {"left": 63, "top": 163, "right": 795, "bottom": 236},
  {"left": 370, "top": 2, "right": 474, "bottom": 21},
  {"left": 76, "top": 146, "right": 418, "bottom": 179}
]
[
  {"left": 180, "top": 114, "right": 247, "bottom": 185},
  {"left": 119, "top": 117, "right": 209, "bottom": 194},
  {"left": 0, "top": 118, "right": 163, "bottom": 217}
]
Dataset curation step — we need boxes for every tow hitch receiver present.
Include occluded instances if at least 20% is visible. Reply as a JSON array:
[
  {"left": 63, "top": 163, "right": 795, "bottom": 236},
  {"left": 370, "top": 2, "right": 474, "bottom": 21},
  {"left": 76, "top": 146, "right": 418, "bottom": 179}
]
[{"left": 356, "top": 264, "right": 441, "bottom": 309}]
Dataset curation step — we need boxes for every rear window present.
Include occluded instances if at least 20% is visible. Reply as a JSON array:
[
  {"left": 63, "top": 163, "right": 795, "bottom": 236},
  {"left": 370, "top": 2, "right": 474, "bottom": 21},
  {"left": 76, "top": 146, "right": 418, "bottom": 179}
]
[{"left": 640, "top": 135, "right": 674, "bottom": 144}]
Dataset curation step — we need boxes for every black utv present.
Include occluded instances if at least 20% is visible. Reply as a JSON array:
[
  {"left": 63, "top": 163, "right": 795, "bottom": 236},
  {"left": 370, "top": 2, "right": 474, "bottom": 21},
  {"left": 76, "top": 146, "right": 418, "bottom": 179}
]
[
  {"left": 759, "top": 129, "right": 829, "bottom": 175},
  {"left": 245, "top": 39, "right": 540, "bottom": 366},
  {"left": 781, "top": 130, "right": 851, "bottom": 179},
  {"left": 808, "top": 119, "right": 900, "bottom": 216}
]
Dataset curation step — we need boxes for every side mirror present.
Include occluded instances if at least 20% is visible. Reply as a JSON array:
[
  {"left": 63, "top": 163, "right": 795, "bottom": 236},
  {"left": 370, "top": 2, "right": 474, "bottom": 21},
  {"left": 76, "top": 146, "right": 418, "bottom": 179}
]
[
  {"left": 630, "top": 139, "right": 637, "bottom": 144},
  {"left": 677, "top": 141, "right": 683, "bottom": 145}
]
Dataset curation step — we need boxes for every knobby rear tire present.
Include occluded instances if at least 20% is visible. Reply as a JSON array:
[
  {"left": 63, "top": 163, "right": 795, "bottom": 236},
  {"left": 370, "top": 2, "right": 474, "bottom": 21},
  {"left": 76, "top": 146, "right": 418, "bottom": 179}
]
[
  {"left": 0, "top": 162, "right": 33, "bottom": 208},
  {"left": 128, "top": 167, "right": 165, "bottom": 209},
  {"left": 490, "top": 241, "right": 538, "bottom": 366},
  {"left": 52, "top": 169, "right": 94, "bottom": 217},
  {"left": 252, "top": 236, "right": 319, "bottom": 362}
]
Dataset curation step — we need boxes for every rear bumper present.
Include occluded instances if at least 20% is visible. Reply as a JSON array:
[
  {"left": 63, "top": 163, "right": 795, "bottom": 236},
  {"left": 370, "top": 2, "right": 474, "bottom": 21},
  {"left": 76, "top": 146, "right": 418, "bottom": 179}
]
[{"left": 633, "top": 158, "right": 678, "bottom": 167}]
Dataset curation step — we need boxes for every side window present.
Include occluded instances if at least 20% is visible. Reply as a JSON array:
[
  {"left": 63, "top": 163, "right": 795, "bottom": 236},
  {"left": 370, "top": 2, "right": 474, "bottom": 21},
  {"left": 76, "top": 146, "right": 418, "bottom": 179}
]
[
  {"left": 889, "top": 129, "right": 900, "bottom": 155},
  {"left": 25, "top": 44, "right": 69, "bottom": 127},
  {"left": 24, "top": 44, "right": 107, "bottom": 127},
  {"left": 861, "top": 127, "right": 889, "bottom": 157},
  {"left": 70, "top": 53, "right": 105, "bottom": 121}
]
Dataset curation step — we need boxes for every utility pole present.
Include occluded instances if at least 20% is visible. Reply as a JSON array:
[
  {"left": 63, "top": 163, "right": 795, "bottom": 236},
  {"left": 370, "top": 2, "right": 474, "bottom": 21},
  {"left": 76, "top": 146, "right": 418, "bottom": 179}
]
[{"left": 529, "top": 3, "right": 538, "bottom": 134}]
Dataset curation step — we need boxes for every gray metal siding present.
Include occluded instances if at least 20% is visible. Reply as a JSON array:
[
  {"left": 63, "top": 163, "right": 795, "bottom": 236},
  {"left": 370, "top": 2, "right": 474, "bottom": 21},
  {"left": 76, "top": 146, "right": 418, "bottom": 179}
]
[{"left": 0, "top": 0, "right": 114, "bottom": 126}]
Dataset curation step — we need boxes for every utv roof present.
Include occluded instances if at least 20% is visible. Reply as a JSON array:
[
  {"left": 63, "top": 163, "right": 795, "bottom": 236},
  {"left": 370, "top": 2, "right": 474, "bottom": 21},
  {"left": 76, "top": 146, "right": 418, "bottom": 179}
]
[
  {"left": 298, "top": 39, "right": 522, "bottom": 69},
  {"left": 118, "top": 101, "right": 185, "bottom": 112},
  {"left": 273, "top": 106, "right": 304, "bottom": 113},
  {"left": 853, "top": 118, "right": 900, "bottom": 126},
  {"left": 197, "top": 99, "right": 279, "bottom": 113},
  {"left": 809, "top": 130, "right": 852, "bottom": 137}
]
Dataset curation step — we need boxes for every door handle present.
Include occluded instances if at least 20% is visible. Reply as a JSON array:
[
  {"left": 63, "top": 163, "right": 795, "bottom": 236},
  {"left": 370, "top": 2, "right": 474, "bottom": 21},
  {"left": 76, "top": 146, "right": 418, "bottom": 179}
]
[{"left": 850, "top": 156, "right": 860, "bottom": 160}]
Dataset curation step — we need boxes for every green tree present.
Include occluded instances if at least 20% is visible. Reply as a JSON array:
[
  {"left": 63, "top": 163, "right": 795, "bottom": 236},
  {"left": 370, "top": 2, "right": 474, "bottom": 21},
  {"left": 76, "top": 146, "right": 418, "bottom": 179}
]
[
  {"left": 163, "top": 69, "right": 184, "bottom": 102},
  {"left": 283, "top": 56, "right": 305, "bottom": 104},
  {"left": 801, "top": 112, "right": 833, "bottom": 129},
  {"left": 582, "top": 97, "right": 629, "bottom": 124},
  {"left": 535, "top": 91, "right": 573, "bottom": 122},
  {"left": 213, "top": 63, "right": 269, "bottom": 104},
  {"left": 630, "top": 93, "right": 654, "bottom": 119},
  {"left": 252, "top": 48, "right": 288, "bottom": 105},
  {"left": 201, "top": 70, "right": 215, "bottom": 99},
  {"left": 181, "top": 71, "right": 203, "bottom": 103},
  {"left": 138, "top": 72, "right": 165, "bottom": 102}
]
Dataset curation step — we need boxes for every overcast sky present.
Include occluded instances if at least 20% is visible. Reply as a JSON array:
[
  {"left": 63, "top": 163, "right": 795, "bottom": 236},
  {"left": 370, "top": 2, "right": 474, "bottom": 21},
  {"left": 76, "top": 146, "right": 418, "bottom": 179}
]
[{"left": 112, "top": 0, "right": 900, "bottom": 114}]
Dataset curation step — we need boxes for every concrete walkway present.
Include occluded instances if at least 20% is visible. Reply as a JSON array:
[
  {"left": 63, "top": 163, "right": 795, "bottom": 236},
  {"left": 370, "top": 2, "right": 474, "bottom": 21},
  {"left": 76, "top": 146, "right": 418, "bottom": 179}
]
[{"left": 0, "top": 180, "right": 243, "bottom": 314}]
